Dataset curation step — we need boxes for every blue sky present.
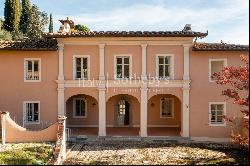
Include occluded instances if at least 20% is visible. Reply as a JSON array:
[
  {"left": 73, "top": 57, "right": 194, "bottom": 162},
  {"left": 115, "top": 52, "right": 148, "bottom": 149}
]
[{"left": 0, "top": 0, "right": 249, "bottom": 44}]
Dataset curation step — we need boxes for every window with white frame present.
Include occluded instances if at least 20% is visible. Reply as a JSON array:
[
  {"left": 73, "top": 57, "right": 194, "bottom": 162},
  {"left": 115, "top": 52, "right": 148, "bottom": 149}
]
[
  {"left": 157, "top": 55, "right": 174, "bottom": 79},
  {"left": 24, "top": 59, "right": 41, "bottom": 81},
  {"left": 118, "top": 99, "right": 126, "bottom": 115},
  {"left": 209, "top": 59, "right": 227, "bottom": 82},
  {"left": 115, "top": 56, "right": 130, "bottom": 79},
  {"left": 209, "top": 102, "right": 226, "bottom": 126},
  {"left": 23, "top": 102, "right": 40, "bottom": 124},
  {"left": 160, "top": 98, "right": 174, "bottom": 118},
  {"left": 74, "top": 56, "right": 89, "bottom": 80},
  {"left": 73, "top": 98, "right": 87, "bottom": 118}
]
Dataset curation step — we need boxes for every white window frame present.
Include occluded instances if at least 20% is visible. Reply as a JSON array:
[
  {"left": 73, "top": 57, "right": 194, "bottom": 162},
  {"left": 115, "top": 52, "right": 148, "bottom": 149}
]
[
  {"left": 156, "top": 54, "right": 174, "bottom": 80},
  {"left": 24, "top": 58, "right": 41, "bottom": 82},
  {"left": 73, "top": 55, "right": 90, "bottom": 80},
  {"left": 114, "top": 54, "right": 132, "bottom": 80},
  {"left": 23, "top": 101, "right": 40, "bottom": 125},
  {"left": 73, "top": 98, "right": 87, "bottom": 118},
  {"left": 209, "top": 59, "right": 227, "bottom": 82},
  {"left": 209, "top": 102, "right": 226, "bottom": 126},
  {"left": 160, "top": 98, "right": 174, "bottom": 118}
]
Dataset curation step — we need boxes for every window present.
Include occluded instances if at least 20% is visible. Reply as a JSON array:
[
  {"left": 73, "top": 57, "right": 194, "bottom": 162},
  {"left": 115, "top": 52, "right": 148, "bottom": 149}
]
[
  {"left": 23, "top": 101, "right": 40, "bottom": 124},
  {"left": 115, "top": 56, "right": 131, "bottom": 79},
  {"left": 73, "top": 55, "right": 90, "bottom": 80},
  {"left": 118, "top": 99, "right": 126, "bottom": 115},
  {"left": 209, "top": 102, "right": 226, "bottom": 126},
  {"left": 209, "top": 59, "right": 227, "bottom": 82},
  {"left": 73, "top": 98, "right": 87, "bottom": 118},
  {"left": 160, "top": 98, "right": 174, "bottom": 118},
  {"left": 24, "top": 59, "right": 41, "bottom": 81},
  {"left": 156, "top": 54, "right": 174, "bottom": 79}
]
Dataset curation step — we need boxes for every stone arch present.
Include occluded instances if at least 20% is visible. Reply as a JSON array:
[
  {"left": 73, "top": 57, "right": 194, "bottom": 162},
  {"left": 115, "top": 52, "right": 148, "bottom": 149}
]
[
  {"left": 147, "top": 93, "right": 182, "bottom": 136},
  {"left": 106, "top": 94, "right": 140, "bottom": 127},
  {"left": 65, "top": 88, "right": 99, "bottom": 102},
  {"left": 106, "top": 87, "right": 140, "bottom": 102},
  {"left": 66, "top": 93, "right": 99, "bottom": 127}
]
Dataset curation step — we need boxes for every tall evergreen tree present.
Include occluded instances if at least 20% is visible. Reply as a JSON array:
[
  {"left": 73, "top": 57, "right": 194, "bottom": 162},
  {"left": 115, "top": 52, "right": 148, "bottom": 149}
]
[
  {"left": 4, "top": 0, "right": 21, "bottom": 32},
  {"left": 26, "top": 4, "right": 48, "bottom": 39},
  {"left": 20, "top": 0, "right": 31, "bottom": 34},
  {"left": 49, "top": 13, "right": 53, "bottom": 33}
]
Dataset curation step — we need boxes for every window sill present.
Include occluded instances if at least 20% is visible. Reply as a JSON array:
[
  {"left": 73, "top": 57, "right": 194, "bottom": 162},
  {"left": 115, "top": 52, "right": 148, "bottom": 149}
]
[
  {"left": 73, "top": 116, "right": 87, "bottom": 119},
  {"left": 114, "top": 78, "right": 131, "bottom": 80},
  {"left": 74, "top": 78, "right": 89, "bottom": 81},
  {"left": 160, "top": 116, "right": 174, "bottom": 119},
  {"left": 24, "top": 122, "right": 40, "bottom": 125},
  {"left": 24, "top": 80, "right": 41, "bottom": 82},
  {"left": 209, "top": 123, "right": 226, "bottom": 127}
]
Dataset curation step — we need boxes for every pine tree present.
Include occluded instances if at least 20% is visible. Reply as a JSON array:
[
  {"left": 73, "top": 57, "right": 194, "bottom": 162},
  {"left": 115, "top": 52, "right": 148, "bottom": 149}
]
[
  {"left": 4, "top": 0, "right": 21, "bottom": 32},
  {"left": 49, "top": 13, "right": 53, "bottom": 33},
  {"left": 20, "top": 0, "right": 31, "bottom": 34}
]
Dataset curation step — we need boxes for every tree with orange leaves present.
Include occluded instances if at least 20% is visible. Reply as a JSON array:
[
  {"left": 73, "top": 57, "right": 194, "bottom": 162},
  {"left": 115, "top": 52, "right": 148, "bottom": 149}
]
[{"left": 213, "top": 54, "right": 249, "bottom": 149}]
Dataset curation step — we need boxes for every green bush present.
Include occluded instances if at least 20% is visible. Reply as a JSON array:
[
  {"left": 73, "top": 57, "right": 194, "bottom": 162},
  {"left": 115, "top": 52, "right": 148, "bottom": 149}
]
[
  {"left": 0, "top": 144, "right": 54, "bottom": 165},
  {"left": 0, "top": 29, "right": 12, "bottom": 40},
  {"left": 74, "top": 24, "right": 90, "bottom": 32}
]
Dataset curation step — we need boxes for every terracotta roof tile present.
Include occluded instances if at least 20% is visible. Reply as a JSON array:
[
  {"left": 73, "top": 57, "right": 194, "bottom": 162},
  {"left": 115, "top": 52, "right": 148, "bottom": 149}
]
[
  {"left": 0, "top": 39, "right": 58, "bottom": 51},
  {"left": 193, "top": 42, "right": 249, "bottom": 51},
  {"left": 43, "top": 30, "right": 208, "bottom": 38}
]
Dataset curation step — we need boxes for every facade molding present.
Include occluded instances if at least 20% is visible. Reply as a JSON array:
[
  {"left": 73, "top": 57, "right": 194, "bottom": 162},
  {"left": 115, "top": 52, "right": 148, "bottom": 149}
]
[
  {"left": 140, "top": 86, "right": 148, "bottom": 137},
  {"left": 57, "top": 43, "right": 65, "bottom": 116},
  {"left": 141, "top": 43, "right": 148, "bottom": 80},
  {"left": 182, "top": 43, "right": 191, "bottom": 137},
  {"left": 60, "top": 79, "right": 188, "bottom": 88},
  {"left": 183, "top": 44, "right": 191, "bottom": 80},
  {"left": 57, "top": 37, "right": 194, "bottom": 45},
  {"left": 58, "top": 44, "right": 64, "bottom": 80},
  {"left": 98, "top": 87, "right": 106, "bottom": 136},
  {"left": 66, "top": 124, "right": 180, "bottom": 128},
  {"left": 99, "top": 43, "right": 106, "bottom": 80}
]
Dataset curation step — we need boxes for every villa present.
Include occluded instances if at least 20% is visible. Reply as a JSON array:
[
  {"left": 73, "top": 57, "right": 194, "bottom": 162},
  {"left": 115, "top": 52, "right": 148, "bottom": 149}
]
[{"left": 0, "top": 18, "right": 248, "bottom": 142}]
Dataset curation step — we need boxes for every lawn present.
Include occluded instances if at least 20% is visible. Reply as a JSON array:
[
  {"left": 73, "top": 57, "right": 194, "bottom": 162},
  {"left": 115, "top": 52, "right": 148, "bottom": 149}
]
[
  {"left": 64, "top": 141, "right": 249, "bottom": 165},
  {"left": 0, "top": 142, "right": 55, "bottom": 165}
]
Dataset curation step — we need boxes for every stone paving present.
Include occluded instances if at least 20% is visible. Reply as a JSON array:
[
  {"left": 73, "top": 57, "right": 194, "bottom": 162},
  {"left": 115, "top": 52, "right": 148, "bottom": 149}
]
[{"left": 63, "top": 140, "right": 249, "bottom": 165}]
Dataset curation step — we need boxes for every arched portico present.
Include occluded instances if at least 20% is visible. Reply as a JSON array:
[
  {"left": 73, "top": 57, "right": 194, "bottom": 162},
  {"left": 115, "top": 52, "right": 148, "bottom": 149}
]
[
  {"left": 106, "top": 94, "right": 140, "bottom": 136},
  {"left": 66, "top": 94, "right": 99, "bottom": 136},
  {"left": 147, "top": 94, "right": 181, "bottom": 136}
]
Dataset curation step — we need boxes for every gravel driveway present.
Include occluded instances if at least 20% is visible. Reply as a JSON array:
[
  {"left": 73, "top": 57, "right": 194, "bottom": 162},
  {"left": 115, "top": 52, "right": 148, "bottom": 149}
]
[{"left": 63, "top": 140, "right": 248, "bottom": 165}]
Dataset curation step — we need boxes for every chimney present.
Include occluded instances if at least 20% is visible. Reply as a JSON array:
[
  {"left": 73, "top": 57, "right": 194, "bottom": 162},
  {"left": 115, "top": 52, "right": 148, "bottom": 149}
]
[{"left": 183, "top": 24, "right": 192, "bottom": 32}]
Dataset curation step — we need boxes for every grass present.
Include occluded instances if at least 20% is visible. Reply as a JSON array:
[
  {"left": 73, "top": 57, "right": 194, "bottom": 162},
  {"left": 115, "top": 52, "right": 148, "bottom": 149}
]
[{"left": 0, "top": 143, "right": 55, "bottom": 165}]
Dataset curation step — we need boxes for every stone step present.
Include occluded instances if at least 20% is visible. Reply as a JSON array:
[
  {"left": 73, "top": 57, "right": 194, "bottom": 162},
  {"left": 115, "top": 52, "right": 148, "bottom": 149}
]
[{"left": 67, "top": 135, "right": 190, "bottom": 143}]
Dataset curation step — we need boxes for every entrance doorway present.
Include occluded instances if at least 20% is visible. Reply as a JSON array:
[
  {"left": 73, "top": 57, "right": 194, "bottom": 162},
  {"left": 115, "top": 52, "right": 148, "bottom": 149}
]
[{"left": 116, "top": 99, "right": 130, "bottom": 126}]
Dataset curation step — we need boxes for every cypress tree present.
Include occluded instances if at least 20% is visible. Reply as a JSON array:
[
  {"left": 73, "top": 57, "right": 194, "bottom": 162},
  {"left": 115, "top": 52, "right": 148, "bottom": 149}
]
[
  {"left": 4, "top": 0, "right": 21, "bottom": 32},
  {"left": 49, "top": 13, "right": 53, "bottom": 33},
  {"left": 20, "top": 0, "right": 31, "bottom": 34}
]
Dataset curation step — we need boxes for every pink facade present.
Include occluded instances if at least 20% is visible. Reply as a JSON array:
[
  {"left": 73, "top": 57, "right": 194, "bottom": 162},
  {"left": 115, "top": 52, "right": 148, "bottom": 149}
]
[{"left": 0, "top": 33, "right": 248, "bottom": 141}]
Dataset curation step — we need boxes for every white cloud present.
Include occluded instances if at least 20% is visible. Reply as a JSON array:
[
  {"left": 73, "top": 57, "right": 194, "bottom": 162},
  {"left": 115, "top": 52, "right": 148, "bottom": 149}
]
[{"left": 54, "top": 0, "right": 249, "bottom": 44}]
